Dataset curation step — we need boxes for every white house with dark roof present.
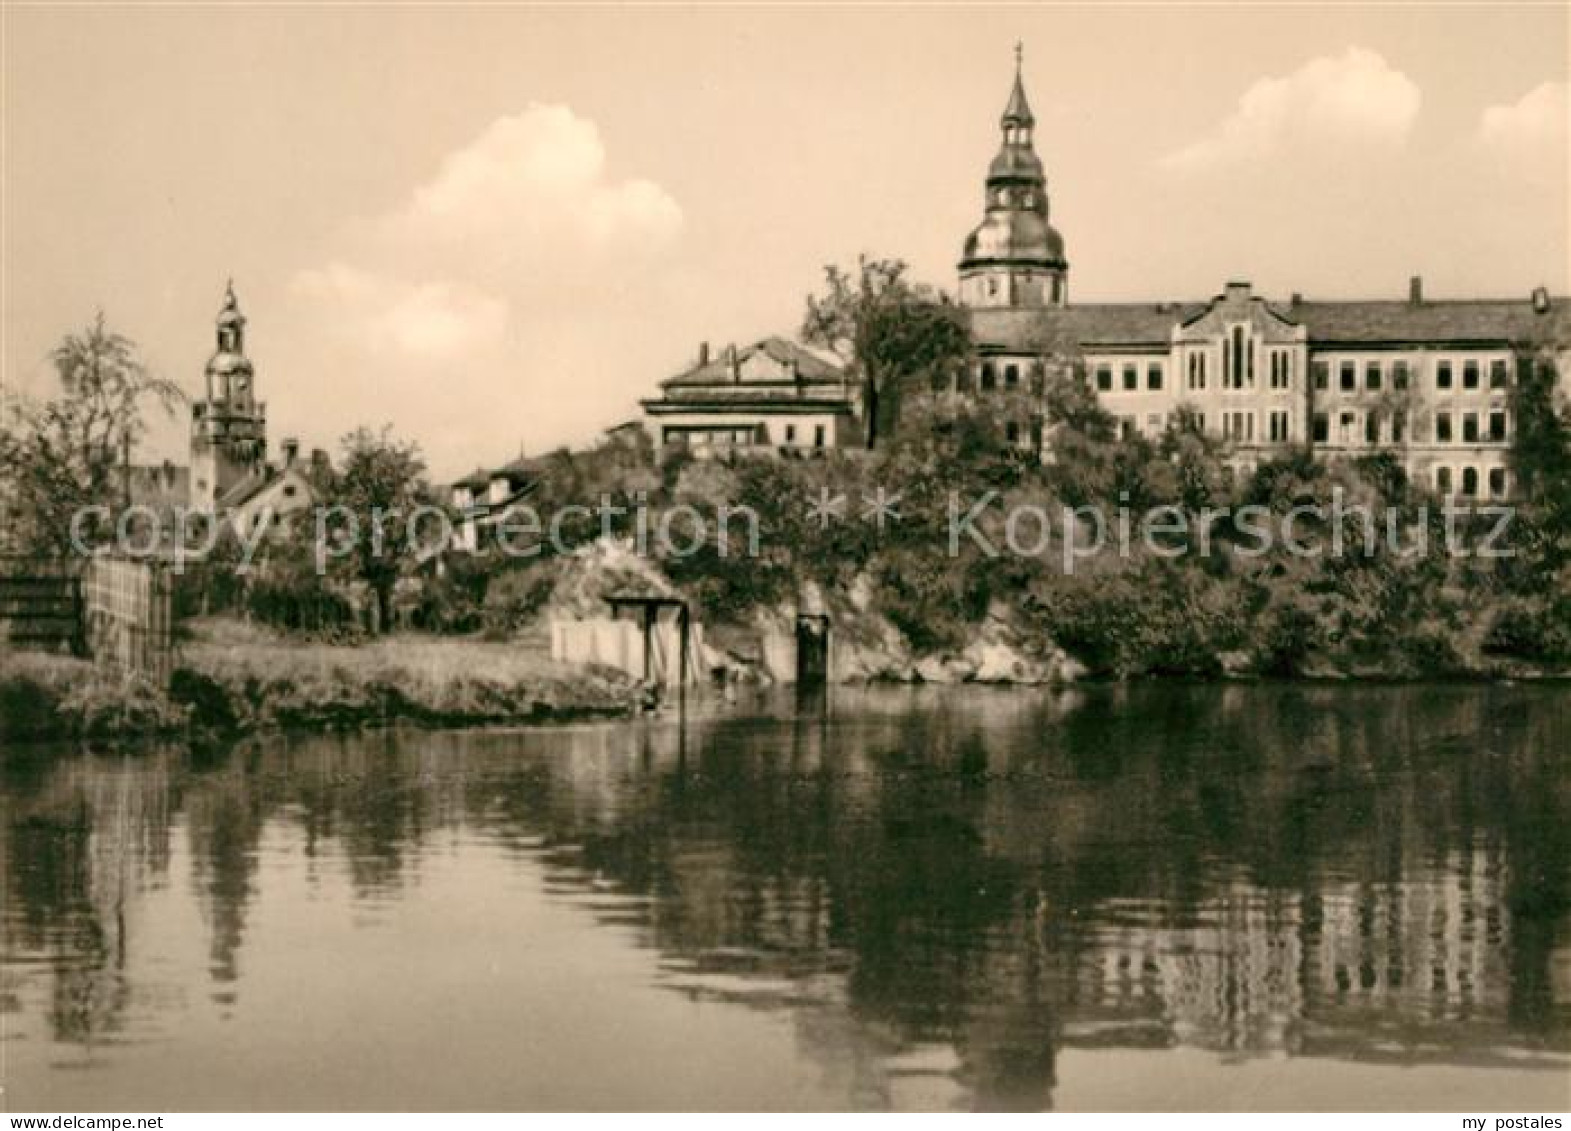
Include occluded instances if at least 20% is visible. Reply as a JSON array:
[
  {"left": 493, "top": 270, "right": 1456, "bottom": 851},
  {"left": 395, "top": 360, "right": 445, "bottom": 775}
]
[
  {"left": 448, "top": 456, "right": 539, "bottom": 552},
  {"left": 641, "top": 337, "right": 859, "bottom": 456},
  {"left": 949, "top": 52, "right": 1570, "bottom": 498}
]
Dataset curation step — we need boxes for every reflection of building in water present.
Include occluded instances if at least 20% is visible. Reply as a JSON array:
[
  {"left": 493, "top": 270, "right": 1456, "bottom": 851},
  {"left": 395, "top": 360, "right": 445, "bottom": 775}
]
[
  {"left": 1077, "top": 843, "right": 1514, "bottom": 1054},
  {"left": 1083, "top": 886, "right": 1304, "bottom": 1052}
]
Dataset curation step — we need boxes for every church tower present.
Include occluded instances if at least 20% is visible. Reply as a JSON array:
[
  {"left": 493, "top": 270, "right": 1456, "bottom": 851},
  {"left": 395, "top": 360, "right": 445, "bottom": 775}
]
[
  {"left": 958, "top": 47, "right": 1068, "bottom": 309},
  {"left": 189, "top": 282, "right": 266, "bottom": 511}
]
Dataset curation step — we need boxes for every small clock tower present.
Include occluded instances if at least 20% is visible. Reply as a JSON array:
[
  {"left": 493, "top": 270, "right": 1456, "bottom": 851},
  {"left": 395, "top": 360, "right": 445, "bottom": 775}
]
[{"left": 189, "top": 282, "right": 267, "bottom": 511}]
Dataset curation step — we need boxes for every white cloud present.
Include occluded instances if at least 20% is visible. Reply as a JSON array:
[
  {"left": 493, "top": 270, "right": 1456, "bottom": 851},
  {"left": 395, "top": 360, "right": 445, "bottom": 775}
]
[
  {"left": 401, "top": 106, "right": 682, "bottom": 255},
  {"left": 1478, "top": 81, "right": 1568, "bottom": 157},
  {"left": 284, "top": 104, "right": 686, "bottom": 475},
  {"left": 294, "top": 263, "right": 508, "bottom": 360},
  {"left": 1161, "top": 48, "right": 1421, "bottom": 173}
]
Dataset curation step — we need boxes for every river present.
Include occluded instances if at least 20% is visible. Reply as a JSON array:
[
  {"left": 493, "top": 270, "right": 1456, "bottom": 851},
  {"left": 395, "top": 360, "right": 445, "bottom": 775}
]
[{"left": 3, "top": 684, "right": 1568, "bottom": 1111}]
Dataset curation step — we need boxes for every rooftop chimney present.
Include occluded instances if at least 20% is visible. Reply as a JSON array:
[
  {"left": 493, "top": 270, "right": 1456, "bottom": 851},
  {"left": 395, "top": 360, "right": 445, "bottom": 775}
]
[
  {"left": 1409, "top": 276, "right": 1424, "bottom": 305},
  {"left": 698, "top": 341, "right": 710, "bottom": 366},
  {"left": 1532, "top": 286, "right": 1550, "bottom": 314},
  {"left": 1290, "top": 292, "right": 1302, "bottom": 307},
  {"left": 726, "top": 343, "right": 739, "bottom": 382},
  {"left": 1225, "top": 280, "right": 1252, "bottom": 303},
  {"left": 282, "top": 437, "right": 300, "bottom": 467}
]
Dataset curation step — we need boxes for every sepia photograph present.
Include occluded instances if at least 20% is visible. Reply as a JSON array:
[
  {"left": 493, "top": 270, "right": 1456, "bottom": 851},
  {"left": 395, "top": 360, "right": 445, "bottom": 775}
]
[{"left": 1, "top": 0, "right": 1568, "bottom": 1119}]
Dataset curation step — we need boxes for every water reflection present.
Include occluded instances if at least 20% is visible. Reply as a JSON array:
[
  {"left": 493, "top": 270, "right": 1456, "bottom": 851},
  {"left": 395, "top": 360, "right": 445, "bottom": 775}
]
[{"left": 3, "top": 685, "right": 1568, "bottom": 1110}]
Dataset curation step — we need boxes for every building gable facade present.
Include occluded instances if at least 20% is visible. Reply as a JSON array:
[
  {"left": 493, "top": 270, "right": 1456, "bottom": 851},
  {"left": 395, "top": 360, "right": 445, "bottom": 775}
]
[{"left": 957, "top": 57, "right": 1569, "bottom": 498}]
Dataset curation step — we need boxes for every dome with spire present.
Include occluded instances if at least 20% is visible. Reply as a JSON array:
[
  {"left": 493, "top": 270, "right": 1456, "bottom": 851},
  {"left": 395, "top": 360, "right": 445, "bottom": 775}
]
[
  {"left": 958, "top": 46, "right": 1068, "bottom": 308},
  {"left": 207, "top": 281, "right": 253, "bottom": 377}
]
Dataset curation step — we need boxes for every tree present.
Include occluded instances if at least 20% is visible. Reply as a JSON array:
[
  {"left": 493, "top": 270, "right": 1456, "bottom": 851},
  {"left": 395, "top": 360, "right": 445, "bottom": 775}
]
[
  {"left": 801, "top": 256, "right": 971, "bottom": 448},
  {"left": 0, "top": 314, "right": 182, "bottom": 556},
  {"left": 326, "top": 426, "right": 430, "bottom": 632}
]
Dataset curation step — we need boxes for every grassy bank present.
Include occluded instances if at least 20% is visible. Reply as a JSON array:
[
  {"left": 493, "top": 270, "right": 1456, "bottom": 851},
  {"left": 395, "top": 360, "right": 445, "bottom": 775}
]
[
  {"left": 0, "top": 620, "right": 638, "bottom": 744},
  {"left": 0, "top": 651, "right": 187, "bottom": 741}
]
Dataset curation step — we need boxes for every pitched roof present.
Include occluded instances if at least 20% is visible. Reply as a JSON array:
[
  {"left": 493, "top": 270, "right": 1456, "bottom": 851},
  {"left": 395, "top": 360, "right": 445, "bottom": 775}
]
[
  {"left": 970, "top": 304, "right": 1205, "bottom": 351},
  {"left": 971, "top": 296, "right": 1571, "bottom": 351},
  {"left": 1289, "top": 298, "right": 1571, "bottom": 345},
  {"left": 220, "top": 464, "right": 312, "bottom": 511},
  {"left": 216, "top": 469, "right": 272, "bottom": 510},
  {"left": 661, "top": 336, "right": 844, "bottom": 389},
  {"left": 452, "top": 455, "right": 536, "bottom": 493}
]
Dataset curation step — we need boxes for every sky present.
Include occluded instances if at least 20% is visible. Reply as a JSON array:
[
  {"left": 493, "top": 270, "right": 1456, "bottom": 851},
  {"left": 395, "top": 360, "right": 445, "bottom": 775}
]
[{"left": 3, "top": 3, "right": 1567, "bottom": 480}]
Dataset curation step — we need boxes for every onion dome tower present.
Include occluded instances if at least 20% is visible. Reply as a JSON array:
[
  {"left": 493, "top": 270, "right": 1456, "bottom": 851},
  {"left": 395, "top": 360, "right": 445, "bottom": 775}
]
[{"left": 958, "top": 46, "right": 1068, "bottom": 309}]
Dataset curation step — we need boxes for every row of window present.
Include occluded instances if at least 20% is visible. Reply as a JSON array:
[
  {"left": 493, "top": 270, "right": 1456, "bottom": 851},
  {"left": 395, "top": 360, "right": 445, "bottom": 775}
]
[
  {"left": 664, "top": 423, "right": 828, "bottom": 448},
  {"left": 956, "top": 351, "right": 1517, "bottom": 403},
  {"left": 1311, "top": 409, "right": 1510, "bottom": 446},
  {"left": 973, "top": 360, "right": 1044, "bottom": 393},
  {"left": 1096, "top": 362, "right": 1164, "bottom": 393},
  {"left": 1435, "top": 465, "right": 1510, "bottom": 498},
  {"left": 1313, "top": 356, "right": 1513, "bottom": 394}
]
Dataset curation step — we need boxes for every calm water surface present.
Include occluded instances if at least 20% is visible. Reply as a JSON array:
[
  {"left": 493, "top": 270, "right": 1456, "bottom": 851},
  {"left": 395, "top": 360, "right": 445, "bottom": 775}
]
[{"left": 3, "top": 684, "right": 1569, "bottom": 1111}]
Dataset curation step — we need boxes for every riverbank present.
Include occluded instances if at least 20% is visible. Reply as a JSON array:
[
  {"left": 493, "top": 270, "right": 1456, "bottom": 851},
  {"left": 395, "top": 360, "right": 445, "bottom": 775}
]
[{"left": 0, "top": 620, "right": 640, "bottom": 743}]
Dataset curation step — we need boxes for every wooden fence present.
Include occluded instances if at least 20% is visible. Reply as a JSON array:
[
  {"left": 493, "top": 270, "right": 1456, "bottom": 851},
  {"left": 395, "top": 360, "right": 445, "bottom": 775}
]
[
  {"left": 0, "top": 556, "right": 174, "bottom": 686},
  {"left": 0, "top": 558, "right": 83, "bottom": 655}
]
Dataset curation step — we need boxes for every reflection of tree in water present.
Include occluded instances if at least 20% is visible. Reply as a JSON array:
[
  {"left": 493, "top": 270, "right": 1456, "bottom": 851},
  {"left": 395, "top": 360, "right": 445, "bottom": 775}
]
[
  {"left": 3, "top": 684, "right": 1567, "bottom": 1104},
  {"left": 2, "top": 745, "right": 177, "bottom": 1045},
  {"left": 184, "top": 747, "right": 266, "bottom": 990}
]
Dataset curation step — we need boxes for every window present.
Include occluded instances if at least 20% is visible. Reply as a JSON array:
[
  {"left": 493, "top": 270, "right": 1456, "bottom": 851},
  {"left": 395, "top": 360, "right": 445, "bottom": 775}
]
[
  {"left": 1490, "top": 359, "right": 1509, "bottom": 390},
  {"left": 1436, "top": 412, "right": 1453, "bottom": 443},
  {"left": 1096, "top": 365, "right": 1112, "bottom": 392},
  {"left": 1004, "top": 364, "right": 1019, "bottom": 390},
  {"left": 1366, "top": 361, "right": 1382, "bottom": 392},
  {"left": 785, "top": 424, "right": 797, "bottom": 444},
  {"left": 1030, "top": 363, "right": 1045, "bottom": 394},
  {"left": 1393, "top": 360, "right": 1410, "bottom": 390},
  {"left": 1123, "top": 363, "right": 1138, "bottom": 391},
  {"left": 1340, "top": 361, "right": 1356, "bottom": 391},
  {"left": 1438, "top": 361, "right": 1453, "bottom": 390},
  {"left": 813, "top": 424, "right": 826, "bottom": 449},
  {"left": 1312, "top": 360, "right": 1329, "bottom": 390},
  {"left": 1269, "top": 410, "right": 1290, "bottom": 442},
  {"left": 1147, "top": 363, "right": 1163, "bottom": 391},
  {"left": 981, "top": 363, "right": 996, "bottom": 391},
  {"left": 1005, "top": 421, "right": 1020, "bottom": 444},
  {"left": 1489, "top": 411, "right": 1507, "bottom": 442},
  {"left": 1365, "top": 413, "right": 1380, "bottom": 445},
  {"left": 1437, "top": 466, "right": 1452, "bottom": 494},
  {"left": 1269, "top": 350, "right": 1292, "bottom": 389},
  {"left": 1188, "top": 352, "right": 1208, "bottom": 390},
  {"left": 1462, "top": 466, "right": 1479, "bottom": 496},
  {"left": 1119, "top": 417, "right": 1135, "bottom": 441},
  {"left": 1392, "top": 412, "right": 1406, "bottom": 444},
  {"left": 1313, "top": 413, "right": 1329, "bottom": 443},
  {"left": 1339, "top": 412, "right": 1357, "bottom": 444},
  {"left": 1463, "top": 412, "right": 1479, "bottom": 443},
  {"left": 1463, "top": 360, "right": 1480, "bottom": 390},
  {"left": 1489, "top": 468, "right": 1507, "bottom": 497}
]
